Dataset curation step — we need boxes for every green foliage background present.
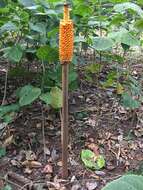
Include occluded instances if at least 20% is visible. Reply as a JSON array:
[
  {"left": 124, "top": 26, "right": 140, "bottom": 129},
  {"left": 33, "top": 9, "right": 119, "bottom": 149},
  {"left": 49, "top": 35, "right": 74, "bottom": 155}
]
[{"left": 0, "top": 0, "right": 143, "bottom": 122}]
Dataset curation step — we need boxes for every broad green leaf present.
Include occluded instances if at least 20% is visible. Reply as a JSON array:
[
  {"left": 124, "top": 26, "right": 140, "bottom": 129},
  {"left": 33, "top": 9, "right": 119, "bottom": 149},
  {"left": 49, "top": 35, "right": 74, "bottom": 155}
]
[
  {"left": 102, "top": 175, "right": 143, "bottom": 190},
  {"left": 0, "top": 0, "right": 6, "bottom": 8},
  {"left": 0, "top": 147, "right": 6, "bottom": 158},
  {"left": 102, "top": 71, "right": 117, "bottom": 88},
  {"left": 48, "top": 0, "right": 64, "bottom": 2},
  {"left": 92, "top": 37, "right": 114, "bottom": 51},
  {"left": 137, "top": 0, "right": 143, "bottom": 6},
  {"left": 129, "top": 80, "right": 141, "bottom": 96},
  {"left": 134, "top": 19, "right": 143, "bottom": 31},
  {"left": 121, "top": 33, "right": 140, "bottom": 46},
  {"left": 108, "top": 29, "right": 127, "bottom": 43},
  {"left": 121, "top": 93, "right": 141, "bottom": 109},
  {"left": 47, "top": 28, "right": 59, "bottom": 38},
  {"left": 88, "top": 20, "right": 109, "bottom": 27},
  {"left": 40, "top": 93, "right": 52, "bottom": 105},
  {"left": 81, "top": 149, "right": 106, "bottom": 170},
  {"left": 0, "top": 104, "right": 19, "bottom": 123},
  {"left": 86, "top": 63, "right": 102, "bottom": 74},
  {"left": 18, "top": 0, "right": 36, "bottom": 7},
  {"left": 4, "top": 44, "right": 23, "bottom": 63},
  {"left": 40, "top": 88, "right": 62, "bottom": 108},
  {"left": 108, "top": 30, "right": 140, "bottom": 46},
  {"left": 121, "top": 175, "right": 143, "bottom": 190},
  {"left": 45, "top": 9, "right": 57, "bottom": 15},
  {"left": 110, "top": 14, "right": 125, "bottom": 26},
  {"left": 74, "top": 36, "right": 86, "bottom": 43},
  {"left": 96, "top": 155, "right": 106, "bottom": 169},
  {"left": 0, "top": 22, "right": 17, "bottom": 34},
  {"left": 3, "top": 185, "right": 12, "bottom": 190},
  {"left": 0, "top": 7, "right": 9, "bottom": 14},
  {"left": 19, "top": 11, "right": 29, "bottom": 23},
  {"left": 50, "top": 87, "right": 62, "bottom": 109},
  {"left": 74, "top": 4, "right": 92, "bottom": 16},
  {"left": 0, "top": 104, "right": 20, "bottom": 118},
  {"left": 19, "top": 85, "right": 41, "bottom": 106},
  {"left": 36, "top": 45, "right": 59, "bottom": 62},
  {"left": 110, "top": 0, "right": 131, "bottom": 3},
  {"left": 3, "top": 113, "right": 16, "bottom": 124},
  {"left": 114, "top": 2, "right": 143, "bottom": 17},
  {"left": 81, "top": 149, "right": 96, "bottom": 169},
  {"left": 69, "top": 71, "right": 78, "bottom": 84},
  {"left": 29, "top": 22, "right": 46, "bottom": 34}
]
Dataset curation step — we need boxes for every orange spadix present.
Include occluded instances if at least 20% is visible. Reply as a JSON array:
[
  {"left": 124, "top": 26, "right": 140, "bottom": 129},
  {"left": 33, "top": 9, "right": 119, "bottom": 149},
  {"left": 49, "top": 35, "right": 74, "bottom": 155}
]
[{"left": 59, "top": 4, "right": 74, "bottom": 63}]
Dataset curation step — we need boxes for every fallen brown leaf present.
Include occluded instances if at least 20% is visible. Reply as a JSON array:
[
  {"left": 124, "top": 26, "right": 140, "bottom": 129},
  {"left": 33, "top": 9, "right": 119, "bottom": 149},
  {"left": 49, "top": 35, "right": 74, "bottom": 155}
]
[
  {"left": 57, "top": 161, "right": 62, "bottom": 167},
  {"left": 22, "top": 160, "right": 42, "bottom": 168},
  {"left": 87, "top": 143, "right": 99, "bottom": 155},
  {"left": 86, "top": 181, "right": 98, "bottom": 190},
  {"left": 43, "top": 164, "right": 53, "bottom": 174},
  {"left": 3, "top": 135, "right": 13, "bottom": 147}
]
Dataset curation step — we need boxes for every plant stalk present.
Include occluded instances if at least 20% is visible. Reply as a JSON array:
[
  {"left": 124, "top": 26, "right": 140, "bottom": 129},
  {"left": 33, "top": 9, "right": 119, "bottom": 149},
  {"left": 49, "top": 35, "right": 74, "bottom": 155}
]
[{"left": 61, "top": 62, "right": 69, "bottom": 178}]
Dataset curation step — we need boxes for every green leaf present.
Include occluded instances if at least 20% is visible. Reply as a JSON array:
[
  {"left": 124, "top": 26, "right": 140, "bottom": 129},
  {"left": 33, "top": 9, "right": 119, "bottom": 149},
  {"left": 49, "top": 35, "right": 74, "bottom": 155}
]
[
  {"left": 3, "top": 185, "right": 12, "bottom": 190},
  {"left": 0, "top": 21, "right": 17, "bottom": 34},
  {"left": 110, "top": 14, "right": 125, "bottom": 26},
  {"left": 40, "top": 93, "right": 52, "bottom": 105},
  {"left": 29, "top": 22, "right": 46, "bottom": 34},
  {"left": 121, "top": 33, "right": 140, "bottom": 46},
  {"left": 137, "top": 0, "right": 143, "bottom": 6},
  {"left": 121, "top": 175, "right": 143, "bottom": 190},
  {"left": 45, "top": 9, "right": 57, "bottom": 15},
  {"left": 121, "top": 93, "right": 141, "bottom": 109},
  {"left": 102, "top": 71, "right": 117, "bottom": 88},
  {"left": 96, "top": 155, "right": 106, "bottom": 169},
  {"left": 4, "top": 44, "right": 23, "bottom": 63},
  {"left": 134, "top": 19, "right": 143, "bottom": 31},
  {"left": 48, "top": 0, "right": 64, "bottom": 2},
  {"left": 69, "top": 71, "right": 78, "bottom": 84},
  {"left": 0, "top": 104, "right": 19, "bottom": 123},
  {"left": 74, "top": 4, "right": 92, "bottom": 17},
  {"left": 36, "top": 45, "right": 59, "bottom": 62},
  {"left": 19, "top": 11, "right": 29, "bottom": 23},
  {"left": 102, "top": 175, "right": 143, "bottom": 190},
  {"left": 108, "top": 30, "right": 140, "bottom": 46},
  {"left": 18, "top": 85, "right": 41, "bottom": 106},
  {"left": 92, "top": 37, "right": 114, "bottom": 51},
  {"left": 114, "top": 2, "right": 143, "bottom": 17},
  {"left": 0, "top": 0, "right": 6, "bottom": 8},
  {"left": 3, "top": 114, "right": 15, "bottom": 123},
  {"left": 81, "top": 149, "right": 96, "bottom": 169},
  {"left": 0, "top": 7, "right": 9, "bottom": 14},
  {"left": 18, "top": 0, "right": 36, "bottom": 7},
  {"left": 50, "top": 87, "right": 62, "bottom": 109},
  {"left": 40, "top": 87, "right": 62, "bottom": 109},
  {"left": 74, "top": 36, "right": 86, "bottom": 43},
  {"left": 0, "top": 147, "right": 6, "bottom": 158},
  {"left": 108, "top": 29, "right": 127, "bottom": 43},
  {"left": 86, "top": 63, "right": 102, "bottom": 74},
  {"left": 0, "top": 104, "right": 20, "bottom": 118}
]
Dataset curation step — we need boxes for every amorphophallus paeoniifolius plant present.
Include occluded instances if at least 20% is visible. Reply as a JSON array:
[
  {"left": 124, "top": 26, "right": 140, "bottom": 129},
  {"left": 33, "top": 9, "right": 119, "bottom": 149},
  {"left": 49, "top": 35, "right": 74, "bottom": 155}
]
[{"left": 59, "top": 2, "right": 74, "bottom": 179}]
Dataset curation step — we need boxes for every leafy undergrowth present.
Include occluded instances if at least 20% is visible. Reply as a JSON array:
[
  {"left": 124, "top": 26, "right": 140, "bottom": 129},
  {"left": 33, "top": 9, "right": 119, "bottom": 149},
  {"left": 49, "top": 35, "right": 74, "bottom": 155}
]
[{"left": 0, "top": 59, "right": 143, "bottom": 190}]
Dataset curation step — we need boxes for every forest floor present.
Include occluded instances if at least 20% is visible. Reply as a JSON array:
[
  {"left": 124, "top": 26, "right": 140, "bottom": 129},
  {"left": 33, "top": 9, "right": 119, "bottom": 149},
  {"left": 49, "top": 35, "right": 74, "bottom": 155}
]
[{"left": 0, "top": 50, "right": 143, "bottom": 190}]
